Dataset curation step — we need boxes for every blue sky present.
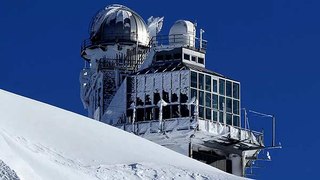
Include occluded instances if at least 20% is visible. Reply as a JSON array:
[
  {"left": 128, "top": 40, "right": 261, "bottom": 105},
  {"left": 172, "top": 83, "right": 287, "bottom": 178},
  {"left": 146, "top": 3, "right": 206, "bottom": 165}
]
[{"left": 1, "top": 0, "right": 319, "bottom": 179}]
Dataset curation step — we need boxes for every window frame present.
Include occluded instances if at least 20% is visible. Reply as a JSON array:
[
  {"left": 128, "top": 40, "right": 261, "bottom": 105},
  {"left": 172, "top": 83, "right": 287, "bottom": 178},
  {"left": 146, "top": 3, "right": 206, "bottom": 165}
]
[{"left": 184, "top": 53, "right": 190, "bottom": 61}]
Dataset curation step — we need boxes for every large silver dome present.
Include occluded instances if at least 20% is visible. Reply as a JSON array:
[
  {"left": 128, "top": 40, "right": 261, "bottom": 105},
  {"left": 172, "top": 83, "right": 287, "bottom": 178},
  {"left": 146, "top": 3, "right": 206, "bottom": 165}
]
[{"left": 89, "top": 4, "right": 150, "bottom": 47}]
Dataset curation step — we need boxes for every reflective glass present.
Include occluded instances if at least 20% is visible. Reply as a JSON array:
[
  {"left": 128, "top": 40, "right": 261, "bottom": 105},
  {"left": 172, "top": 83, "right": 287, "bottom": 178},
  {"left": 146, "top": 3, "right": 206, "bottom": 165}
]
[
  {"left": 205, "top": 75, "right": 211, "bottom": 91},
  {"left": 226, "top": 81, "right": 232, "bottom": 97},
  {"left": 191, "top": 71, "right": 197, "bottom": 88},
  {"left": 226, "top": 98, "right": 232, "bottom": 113},
  {"left": 205, "top": 92, "right": 211, "bottom": 107},
  {"left": 233, "top": 83, "right": 239, "bottom": 99},
  {"left": 219, "top": 79, "right": 225, "bottom": 95},
  {"left": 205, "top": 108, "right": 211, "bottom": 120},
  {"left": 219, "top": 96, "right": 225, "bottom": 110},
  {"left": 199, "top": 91, "right": 204, "bottom": 106},
  {"left": 212, "top": 94, "right": 218, "bottom": 109},
  {"left": 233, "top": 100, "right": 239, "bottom": 115},
  {"left": 227, "top": 114, "right": 232, "bottom": 125},
  {"left": 199, "top": 73, "right": 204, "bottom": 90},
  {"left": 213, "top": 79, "right": 218, "bottom": 92}
]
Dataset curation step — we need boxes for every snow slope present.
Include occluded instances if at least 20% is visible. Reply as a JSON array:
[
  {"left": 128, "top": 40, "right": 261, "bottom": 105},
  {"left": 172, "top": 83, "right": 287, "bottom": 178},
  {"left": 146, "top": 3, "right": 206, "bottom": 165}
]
[{"left": 0, "top": 89, "right": 244, "bottom": 180}]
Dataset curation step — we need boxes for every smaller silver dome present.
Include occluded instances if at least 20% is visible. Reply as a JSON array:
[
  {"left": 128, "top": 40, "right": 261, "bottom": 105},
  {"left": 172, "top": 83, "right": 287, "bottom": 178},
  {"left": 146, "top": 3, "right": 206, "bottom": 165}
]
[
  {"left": 169, "top": 20, "right": 196, "bottom": 47},
  {"left": 90, "top": 4, "right": 150, "bottom": 47}
]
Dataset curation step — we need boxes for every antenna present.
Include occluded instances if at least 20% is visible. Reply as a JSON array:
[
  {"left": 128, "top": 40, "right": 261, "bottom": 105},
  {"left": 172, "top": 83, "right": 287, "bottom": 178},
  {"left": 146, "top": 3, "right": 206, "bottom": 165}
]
[{"left": 200, "top": 29, "right": 205, "bottom": 50}]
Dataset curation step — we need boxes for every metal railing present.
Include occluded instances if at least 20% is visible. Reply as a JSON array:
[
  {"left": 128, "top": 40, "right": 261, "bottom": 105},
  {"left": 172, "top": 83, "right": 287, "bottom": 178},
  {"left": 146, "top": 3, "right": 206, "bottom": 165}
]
[
  {"left": 115, "top": 117, "right": 195, "bottom": 135},
  {"left": 197, "top": 119, "right": 264, "bottom": 146},
  {"left": 151, "top": 34, "right": 208, "bottom": 52},
  {"left": 96, "top": 50, "right": 148, "bottom": 71},
  {"left": 81, "top": 33, "right": 208, "bottom": 53},
  {"left": 81, "top": 32, "right": 150, "bottom": 53},
  {"left": 114, "top": 117, "right": 263, "bottom": 146}
]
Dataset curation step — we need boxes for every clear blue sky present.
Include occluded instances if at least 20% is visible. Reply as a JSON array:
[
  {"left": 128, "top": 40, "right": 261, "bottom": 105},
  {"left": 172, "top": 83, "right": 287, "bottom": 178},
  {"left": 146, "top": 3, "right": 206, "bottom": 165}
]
[{"left": 1, "top": 0, "right": 319, "bottom": 179}]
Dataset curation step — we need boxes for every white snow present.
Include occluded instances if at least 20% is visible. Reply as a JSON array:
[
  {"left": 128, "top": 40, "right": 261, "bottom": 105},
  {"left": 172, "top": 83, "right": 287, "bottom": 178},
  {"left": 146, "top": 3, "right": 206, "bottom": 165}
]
[{"left": 0, "top": 89, "right": 244, "bottom": 180}]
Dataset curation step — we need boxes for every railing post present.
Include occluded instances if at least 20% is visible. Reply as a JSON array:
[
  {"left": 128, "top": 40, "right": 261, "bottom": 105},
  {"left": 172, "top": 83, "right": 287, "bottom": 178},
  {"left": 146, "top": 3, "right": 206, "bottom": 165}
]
[{"left": 272, "top": 115, "right": 276, "bottom": 147}]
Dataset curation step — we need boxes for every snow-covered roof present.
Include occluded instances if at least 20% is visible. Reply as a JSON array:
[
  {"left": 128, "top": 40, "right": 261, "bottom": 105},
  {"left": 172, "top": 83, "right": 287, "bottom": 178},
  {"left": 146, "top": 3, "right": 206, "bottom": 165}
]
[{"left": 133, "top": 60, "right": 227, "bottom": 78}]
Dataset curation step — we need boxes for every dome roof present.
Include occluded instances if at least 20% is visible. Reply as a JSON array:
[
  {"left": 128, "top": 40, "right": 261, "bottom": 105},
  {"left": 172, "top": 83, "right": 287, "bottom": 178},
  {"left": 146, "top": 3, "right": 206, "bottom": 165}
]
[
  {"left": 169, "top": 20, "right": 196, "bottom": 47},
  {"left": 89, "top": 4, "right": 150, "bottom": 47},
  {"left": 169, "top": 20, "right": 195, "bottom": 36}
]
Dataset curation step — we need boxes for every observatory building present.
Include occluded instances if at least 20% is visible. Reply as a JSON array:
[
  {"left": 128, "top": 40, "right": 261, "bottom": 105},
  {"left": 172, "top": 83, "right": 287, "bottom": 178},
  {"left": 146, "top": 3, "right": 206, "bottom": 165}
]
[{"left": 80, "top": 4, "right": 279, "bottom": 177}]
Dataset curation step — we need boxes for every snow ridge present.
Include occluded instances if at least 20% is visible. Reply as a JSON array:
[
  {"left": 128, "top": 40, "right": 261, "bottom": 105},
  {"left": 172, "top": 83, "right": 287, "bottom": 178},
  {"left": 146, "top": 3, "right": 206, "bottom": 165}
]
[
  {"left": 0, "top": 132, "right": 219, "bottom": 180},
  {"left": 0, "top": 89, "right": 243, "bottom": 180}
]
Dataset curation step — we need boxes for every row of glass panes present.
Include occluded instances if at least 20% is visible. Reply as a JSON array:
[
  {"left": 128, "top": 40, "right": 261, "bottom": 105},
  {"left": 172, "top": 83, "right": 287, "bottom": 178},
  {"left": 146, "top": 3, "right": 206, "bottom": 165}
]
[
  {"left": 184, "top": 53, "right": 204, "bottom": 64},
  {"left": 198, "top": 106, "right": 240, "bottom": 127},
  {"left": 191, "top": 88, "right": 240, "bottom": 115},
  {"left": 156, "top": 53, "right": 182, "bottom": 61},
  {"left": 191, "top": 71, "right": 240, "bottom": 99}
]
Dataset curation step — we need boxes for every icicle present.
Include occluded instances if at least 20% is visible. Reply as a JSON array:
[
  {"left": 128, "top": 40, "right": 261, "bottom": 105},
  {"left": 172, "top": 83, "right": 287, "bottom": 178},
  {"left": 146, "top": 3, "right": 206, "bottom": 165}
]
[
  {"left": 157, "top": 99, "right": 168, "bottom": 132},
  {"left": 130, "top": 102, "right": 136, "bottom": 133},
  {"left": 187, "top": 97, "right": 199, "bottom": 129}
]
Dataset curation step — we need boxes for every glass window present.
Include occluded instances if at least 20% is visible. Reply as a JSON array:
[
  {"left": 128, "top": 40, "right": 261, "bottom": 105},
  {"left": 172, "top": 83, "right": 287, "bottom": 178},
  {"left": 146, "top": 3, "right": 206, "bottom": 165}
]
[
  {"left": 219, "top": 96, "right": 225, "bottom": 110},
  {"left": 198, "top": 57, "right": 204, "bottom": 64},
  {"left": 233, "top": 100, "right": 239, "bottom": 115},
  {"left": 180, "top": 93, "right": 188, "bottom": 103},
  {"left": 191, "top": 72, "right": 197, "bottom": 88},
  {"left": 226, "top": 81, "right": 232, "bottom": 97},
  {"left": 181, "top": 105, "right": 189, "bottom": 117},
  {"left": 172, "top": 105, "right": 179, "bottom": 118},
  {"left": 145, "top": 107, "right": 153, "bottom": 120},
  {"left": 212, "top": 94, "right": 218, "bottom": 109},
  {"left": 199, "top": 91, "right": 204, "bottom": 106},
  {"left": 219, "top": 111, "right": 224, "bottom": 123},
  {"left": 205, "top": 75, "right": 211, "bottom": 91},
  {"left": 213, "top": 111, "right": 218, "bottom": 121},
  {"left": 165, "top": 54, "right": 172, "bottom": 60},
  {"left": 206, "top": 108, "right": 212, "bottom": 120},
  {"left": 171, "top": 93, "right": 178, "bottom": 102},
  {"left": 233, "top": 83, "right": 240, "bottom": 99},
  {"left": 191, "top": 56, "right": 196, "bottom": 62},
  {"left": 163, "top": 106, "right": 171, "bottom": 119},
  {"left": 205, "top": 92, "right": 211, "bottom": 107},
  {"left": 163, "top": 90, "right": 169, "bottom": 102},
  {"left": 154, "top": 107, "right": 159, "bottom": 120},
  {"left": 156, "top": 55, "right": 163, "bottom": 61},
  {"left": 199, "top": 107, "right": 204, "bottom": 118},
  {"left": 154, "top": 92, "right": 160, "bottom": 105},
  {"left": 226, "top": 114, "right": 232, "bottom": 125},
  {"left": 226, "top": 98, "right": 232, "bottom": 113},
  {"left": 127, "top": 109, "right": 133, "bottom": 123},
  {"left": 136, "top": 97, "right": 144, "bottom": 106},
  {"left": 219, "top": 79, "right": 225, "bottom": 95},
  {"left": 191, "top": 89, "right": 197, "bottom": 99},
  {"left": 198, "top": 73, "right": 204, "bottom": 90},
  {"left": 173, "top": 53, "right": 181, "bottom": 59},
  {"left": 145, "top": 95, "right": 152, "bottom": 105},
  {"left": 137, "top": 108, "right": 144, "bottom": 122},
  {"left": 184, "top": 54, "right": 190, "bottom": 60},
  {"left": 213, "top": 79, "right": 218, "bottom": 92},
  {"left": 233, "top": 115, "right": 240, "bottom": 127}
]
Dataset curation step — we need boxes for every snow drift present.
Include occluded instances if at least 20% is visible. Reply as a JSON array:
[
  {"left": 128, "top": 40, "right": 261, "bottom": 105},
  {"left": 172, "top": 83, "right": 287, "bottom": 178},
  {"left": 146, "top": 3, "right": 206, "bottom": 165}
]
[{"left": 0, "top": 89, "right": 243, "bottom": 180}]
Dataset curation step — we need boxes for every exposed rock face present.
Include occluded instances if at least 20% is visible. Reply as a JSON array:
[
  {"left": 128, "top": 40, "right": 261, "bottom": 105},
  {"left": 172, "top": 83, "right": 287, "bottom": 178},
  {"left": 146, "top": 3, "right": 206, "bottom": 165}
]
[{"left": 0, "top": 160, "right": 20, "bottom": 180}]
